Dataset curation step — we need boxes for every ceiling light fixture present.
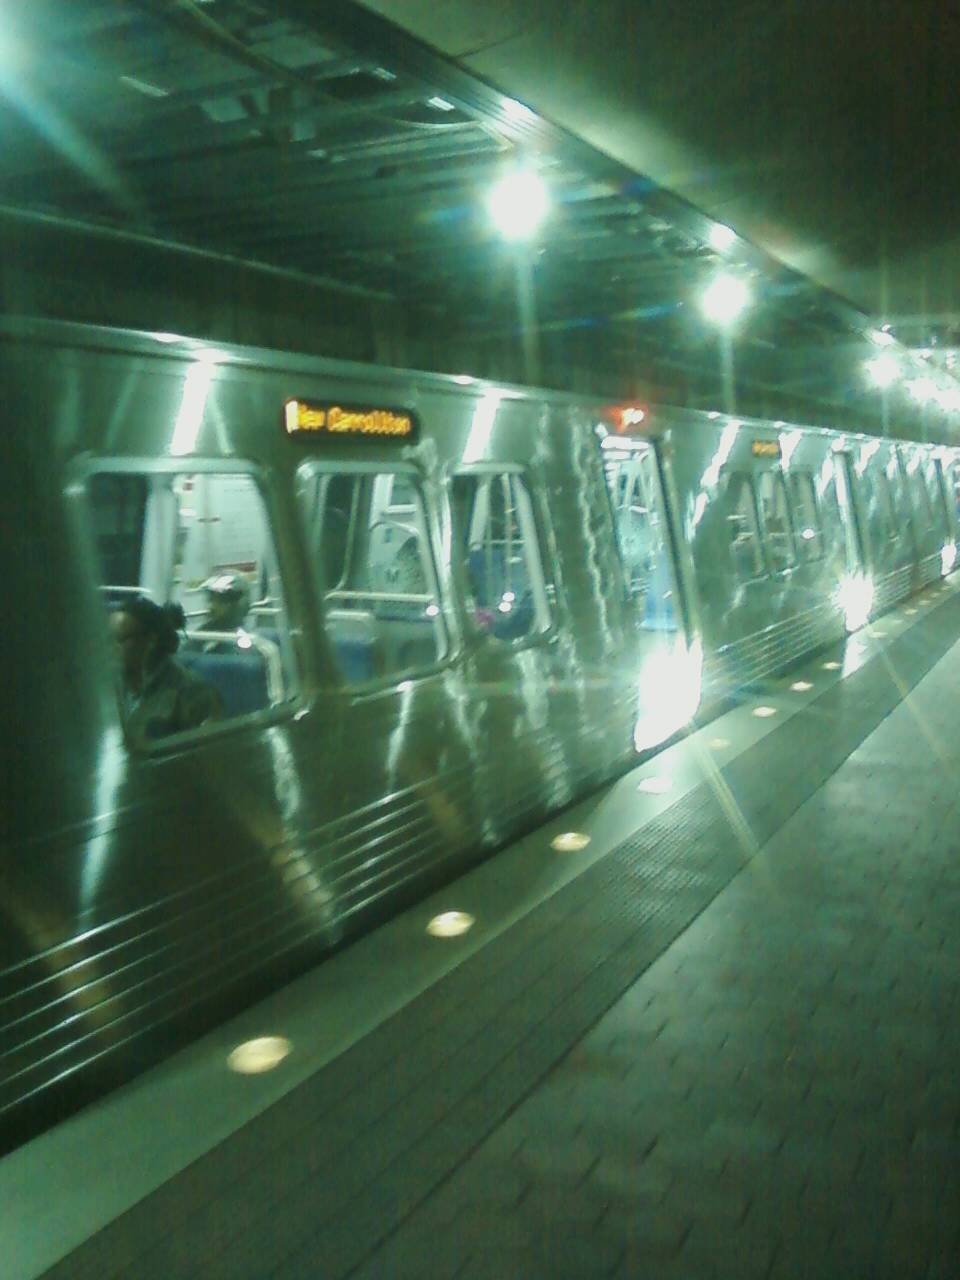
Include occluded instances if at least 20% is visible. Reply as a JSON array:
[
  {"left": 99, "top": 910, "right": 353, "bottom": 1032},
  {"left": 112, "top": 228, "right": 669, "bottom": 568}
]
[
  {"left": 487, "top": 170, "right": 550, "bottom": 241},
  {"left": 700, "top": 273, "right": 751, "bottom": 326}
]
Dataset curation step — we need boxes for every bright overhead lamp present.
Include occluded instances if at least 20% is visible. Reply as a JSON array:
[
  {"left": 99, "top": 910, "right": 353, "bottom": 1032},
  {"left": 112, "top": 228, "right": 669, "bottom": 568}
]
[
  {"left": 907, "top": 377, "right": 938, "bottom": 405},
  {"left": 869, "top": 328, "right": 896, "bottom": 347},
  {"left": 700, "top": 273, "right": 751, "bottom": 326},
  {"left": 708, "top": 223, "right": 737, "bottom": 252},
  {"left": 864, "top": 354, "right": 898, "bottom": 388},
  {"left": 487, "top": 170, "right": 550, "bottom": 241}
]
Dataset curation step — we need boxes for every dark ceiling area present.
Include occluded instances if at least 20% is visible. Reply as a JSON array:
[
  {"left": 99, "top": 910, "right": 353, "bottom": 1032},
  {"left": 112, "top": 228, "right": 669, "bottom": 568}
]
[
  {"left": 1, "top": 0, "right": 959, "bottom": 440},
  {"left": 361, "top": 0, "right": 960, "bottom": 339}
]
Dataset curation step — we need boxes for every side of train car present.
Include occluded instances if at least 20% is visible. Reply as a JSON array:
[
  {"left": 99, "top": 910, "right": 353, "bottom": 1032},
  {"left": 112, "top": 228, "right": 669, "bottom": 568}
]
[{"left": 1, "top": 317, "right": 957, "bottom": 1146}]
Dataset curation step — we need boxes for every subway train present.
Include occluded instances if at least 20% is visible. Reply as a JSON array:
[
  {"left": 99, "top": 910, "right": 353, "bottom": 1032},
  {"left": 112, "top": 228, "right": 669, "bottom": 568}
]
[{"left": 2, "top": 316, "right": 958, "bottom": 1147}]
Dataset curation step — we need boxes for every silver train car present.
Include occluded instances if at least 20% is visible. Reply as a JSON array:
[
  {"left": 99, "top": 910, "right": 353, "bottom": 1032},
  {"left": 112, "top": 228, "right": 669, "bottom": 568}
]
[{"left": 2, "top": 318, "right": 957, "bottom": 1147}]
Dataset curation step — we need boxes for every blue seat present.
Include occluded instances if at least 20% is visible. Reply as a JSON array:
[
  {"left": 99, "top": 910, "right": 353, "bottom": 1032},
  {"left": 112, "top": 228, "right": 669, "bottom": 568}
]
[
  {"left": 325, "top": 610, "right": 380, "bottom": 685},
  {"left": 180, "top": 649, "right": 270, "bottom": 718}
]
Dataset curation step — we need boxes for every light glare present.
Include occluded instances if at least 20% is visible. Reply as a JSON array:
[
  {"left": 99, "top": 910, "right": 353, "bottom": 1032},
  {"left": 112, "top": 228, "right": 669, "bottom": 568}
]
[
  {"left": 637, "top": 776, "right": 672, "bottom": 795},
  {"left": 700, "top": 273, "right": 751, "bottom": 325},
  {"left": 709, "top": 223, "right": 737, "bottom": 252},
  {"left": 487, "top": 170, "right": 550, "bottom": 241},
  {"left": 864, "top": 354, "right": 899, "bottom": 388}
]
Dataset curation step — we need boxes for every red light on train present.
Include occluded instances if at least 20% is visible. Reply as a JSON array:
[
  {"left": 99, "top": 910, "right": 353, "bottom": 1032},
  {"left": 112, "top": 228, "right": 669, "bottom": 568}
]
[{"left": 608, "top": 404, "right": 649, "bottom": 434}]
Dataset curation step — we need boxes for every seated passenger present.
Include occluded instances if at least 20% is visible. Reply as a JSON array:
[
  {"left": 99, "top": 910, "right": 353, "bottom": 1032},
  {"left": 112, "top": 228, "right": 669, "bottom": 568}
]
[
  {"left": 200, "top": 572, "right": 251, "bottom": 644},
  {"left": 111, "top": 597, "right": 223, "bottom": 741}
]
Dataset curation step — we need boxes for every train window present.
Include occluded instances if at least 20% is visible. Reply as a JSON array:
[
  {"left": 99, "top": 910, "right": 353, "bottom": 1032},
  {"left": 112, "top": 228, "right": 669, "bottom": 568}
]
[
  {"left": 451, "top": 470, "right": 551, "bottom": 642},
  {"left": 725, "top": 472, "right": 764, "bottom": 579},
  {"left": 86, "top": 469, "right": 297, "bottom": 744},
  {"left": 788, "top": 472, "right": 823, "bottom": 560},
  {"left": 298, "top": 465, "right": 446, "bottom": 683}
]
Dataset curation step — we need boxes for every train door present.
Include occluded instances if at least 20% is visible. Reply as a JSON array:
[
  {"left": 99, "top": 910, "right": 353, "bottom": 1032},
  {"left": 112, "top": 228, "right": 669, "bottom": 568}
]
[
  {"left": 601, "top": 437, "right": 701, "bottom": 750},
  {"left": 832, "top": 451, "right": 871, "bottom": 629}
]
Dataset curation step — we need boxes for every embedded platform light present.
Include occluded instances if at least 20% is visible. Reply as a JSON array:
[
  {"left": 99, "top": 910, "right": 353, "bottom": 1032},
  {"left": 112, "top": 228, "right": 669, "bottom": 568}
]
[
  {"left": 551, "top": 831, "right": 591, "bottom": 853},
  {"left": 700, "top": 273, "right": 751, "bottom": 326},
  {"left": 487, "top": 170, "right": 550, "bottom": 241},
  {"left": 752, "top": 706, "right": 778, "bottom": 719},
  {"left": 864, "top": 354, "right": 899, "bottom": 389},
  {"left": 822, "top": 660, "right": 841, "bottom": 671},
  {"left": 791, "top": 681, "right": 813, "bottom": 692},
  {"left": 637, "top": 776, "right": 672, "bottom": 795},
  {"left": 227, "top": 1036, "right": 292, "bottom": 1075},
  {"left": 426, "top": 911, "right": 474, "bottom": 938},
  {"left": 708, "top": 223, "right": 737, "bottom": 252}
]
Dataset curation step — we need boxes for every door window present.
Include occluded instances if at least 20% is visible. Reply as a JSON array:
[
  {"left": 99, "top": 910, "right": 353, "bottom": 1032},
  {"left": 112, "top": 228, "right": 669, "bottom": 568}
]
[
  {"left": 756, "top": 470, "right": 796, "bottom": 571},
  {"left": 602, "top": 444, "right": 680, "bottom": 630},
  {"left": 788, "top": 471, "right": 823, "bottom": 560},
  {"left": 451, "top": 470, "right": 551, "bottom": 642},
  {"left": 299, "top": 466, "right": 446, "bottom": 683},
  {"left": 725, "top": 472, "right": 764, "bottom": 579}
]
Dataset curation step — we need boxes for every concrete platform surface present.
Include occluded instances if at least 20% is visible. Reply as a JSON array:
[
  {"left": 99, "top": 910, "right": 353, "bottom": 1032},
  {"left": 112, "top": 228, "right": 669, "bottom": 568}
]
[{"left": 5, "top": 581, "right": 960, "bottom": 1280}]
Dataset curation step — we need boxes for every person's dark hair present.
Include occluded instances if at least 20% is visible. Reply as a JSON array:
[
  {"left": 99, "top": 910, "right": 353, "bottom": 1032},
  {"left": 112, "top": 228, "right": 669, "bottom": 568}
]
[{"left": 117, "top": 596, "right": 186, "bottom": 657}]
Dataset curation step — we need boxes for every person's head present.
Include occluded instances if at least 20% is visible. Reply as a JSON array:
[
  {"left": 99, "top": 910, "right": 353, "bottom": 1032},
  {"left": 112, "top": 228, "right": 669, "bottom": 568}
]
[
  {"left": 202, "top": 572, "right": 250, "bottom": 631},
  {"left": 110, "top": 598, "right": 185, "bottom": 692}
]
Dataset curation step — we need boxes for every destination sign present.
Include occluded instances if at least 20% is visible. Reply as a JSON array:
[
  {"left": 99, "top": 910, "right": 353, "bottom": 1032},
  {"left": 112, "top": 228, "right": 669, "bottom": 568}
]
[
  {"left": 751, "top": 439, "right": 781, "bottom": 458},
  {"left": 284, "top": 399, "right": 418, "bottom": 442}
]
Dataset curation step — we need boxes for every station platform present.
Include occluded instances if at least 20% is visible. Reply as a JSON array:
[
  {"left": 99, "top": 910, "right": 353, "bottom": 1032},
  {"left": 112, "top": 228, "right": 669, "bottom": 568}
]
[{"left": 5, "top": 581, "right": 960, "bottom": 1280}]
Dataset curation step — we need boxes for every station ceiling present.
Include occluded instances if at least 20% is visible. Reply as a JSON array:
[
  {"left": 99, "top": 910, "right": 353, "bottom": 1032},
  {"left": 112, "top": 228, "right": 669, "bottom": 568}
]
[
  {"left": 361, "top": 0, "right": 960, "bottom": 344},
  {"left": 2, "top": 0, "right": 958, "bottom": 438}
]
